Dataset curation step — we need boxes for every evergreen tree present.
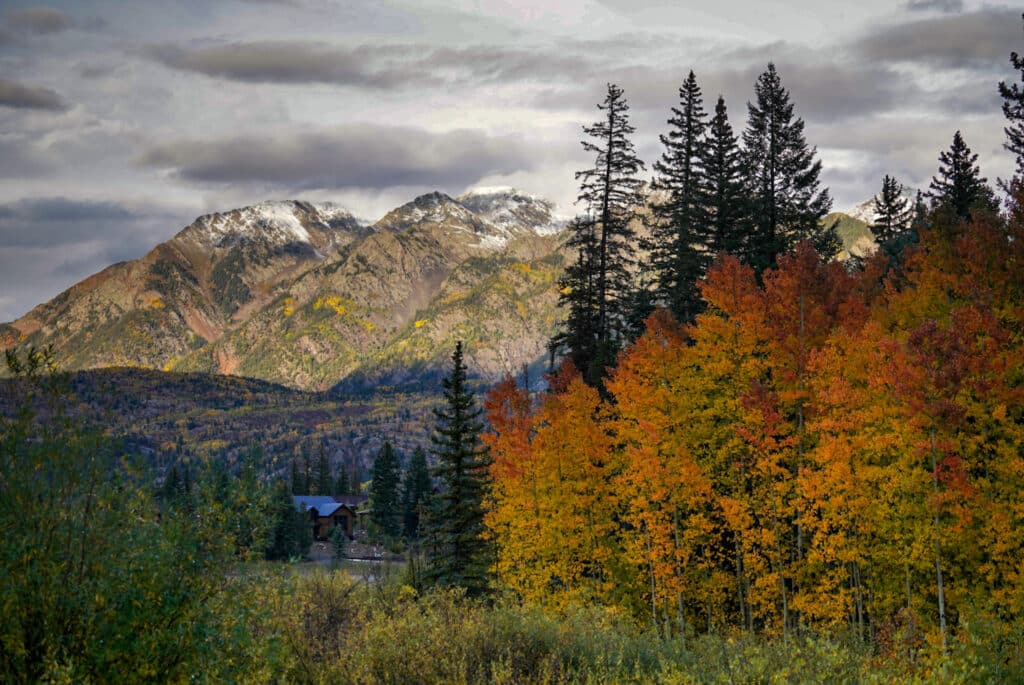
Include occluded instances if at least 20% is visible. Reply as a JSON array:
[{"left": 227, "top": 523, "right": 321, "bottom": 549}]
[
  {"left": 265, "top": 480, "right": 311, "bottom": 560},
  {"left": 302, "top": 449, "right": 311, "bottom": 495},
  {"left": 559, "top": 83, "right": 645, "bottom": 385},
  {"left": 742, "top": 63, "right": 837, "bottom": 272},
  {"left": 315, "top": 442, "right": 331, "bottom": 495},
  {"left": 290, "top": 459, "right": 301, "bottom": 495},
  {"left": 369, "top": 441, "right": 403, "bottom": 539},
  {"left": 870, "top": 175, "right": 914, "bottom": 248},
  {"left": 999, "top": 13, "right": 1024, "bottom": 186},
  {"left": 555, "top": 217, "right": 602, "bottom": 380},
  {"left": 335, "top": 466, "right": 350, "bottom": 497},
  {"left": 703, "top": 94, "right": 748, "bottom": 260},
  {"left": 159, "top": 466, "right": 181, "bottom": 504},
  {"left": 648, "top": 70, "right": 709, "bottom": 324},
  {"left": 427, "top": 341, "right": 492, "bottom": 595},
  {"left": 402, "top": 446, "right": 433, "bottom": 539},
  {"left": 928, "top": 130, "right": 999, "bottom": 221}
]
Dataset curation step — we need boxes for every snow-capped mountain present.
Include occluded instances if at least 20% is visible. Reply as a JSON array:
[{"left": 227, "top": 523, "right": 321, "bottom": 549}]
[
  {"left": 844, "top": 187, "right": 918, "bottom": 225},
  {"left": 178, "top": 200, "right": 365, "bottom": 252},
  {"left": 2, "top": 191, "right": 570, "bottom": 390},
  {"left": 375, "top": 187, "right": 567, "bottom": 250},
  {"left": 456, "top": 186, "right": 567, "bottom": 237}
]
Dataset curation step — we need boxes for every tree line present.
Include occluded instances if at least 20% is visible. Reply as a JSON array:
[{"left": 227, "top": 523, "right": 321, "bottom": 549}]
[
  {"left": 480, "top": 34, "right": 1024, "bottom": 655},
  {"left": 555, "top": 62, "right": 1002, "bottom": 390}
]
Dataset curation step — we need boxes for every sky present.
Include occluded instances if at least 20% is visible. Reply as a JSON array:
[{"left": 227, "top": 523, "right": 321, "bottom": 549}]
[{"left": 0, "top": 0, "right": 1020, "bottom": 321}]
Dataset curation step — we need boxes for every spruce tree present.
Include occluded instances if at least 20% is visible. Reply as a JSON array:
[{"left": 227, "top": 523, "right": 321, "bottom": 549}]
[
  {"left": 555, "top": 216, "right": 601, "bottom": 379},
  {"left": 648, "top": 70, "right": 709, "bottom": 324},
  {"left": 561, "top": 83, "right": 645, "bottom": 384},
  {"left": 402, "top": 446, "right": 433, "bottom": 539},
  {"left": 703, "top": 95, "right": 748, "bottom": 260},
  {"left": 290, "top": 459, "right": 302, "bottom": 495},
  {"left": 427, "top": 341, "right": 492, "bottom": 595},
  {"left": 928, "top": 130, "right": 999, "bottom": 221},
  {"left": 265, "top": 480, "right": 311, "bottom": 560},
  {"left": 870, "top": 175, "right": 913, "bottom": 248},
  {"left": 335, "top": 467, "right": 350, "bottom": 497},
  {"left": 999, "top": 13, "right": 1024, "bottom": 186},
  {"left": 315, "top": 443, "right": 331, "bottom": 496},
  {"left": 742, "top": 63, "right": 837, "bottom": 272},
  {"left": 369, "top": 441, "right": 403, "bottom": 539}
]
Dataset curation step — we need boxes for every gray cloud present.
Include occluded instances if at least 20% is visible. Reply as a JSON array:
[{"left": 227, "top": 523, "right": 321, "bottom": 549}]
[
  {"left": 146, "top": 40, "right": 599, "bottom": 88},
  {"left": 0, "top": 196, "right": 192, "bottom": 320},
  {"left": 854, "top": 7, "right": 1020, "bottom": 68},
  {"left": 905, "top": 0, "right": 963, "bottom": 13},
  {"left": 147, "top": 41, "right": 439, "bottom": 88},
  {"left": 5, "top": 7, "right": 71, "bottom": 34},
  {"left": 0, "top": 78, "right": 67, "bottom": 110},
  {"left": 531, "top": 57, "right": 920, "bottom": 127},
  {"left": 0, "top": 197, "right": 139, "bottom": 247},
  {"left": 138, "top": 125, "right": 540, "bottom": 191},
  {"left": 0, "top": 137, "right": 55, "bottom": 177}
]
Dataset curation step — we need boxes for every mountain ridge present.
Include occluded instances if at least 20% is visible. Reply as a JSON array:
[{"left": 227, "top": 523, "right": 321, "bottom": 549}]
[{"left": 2, "top": 189, "right": 569, "bottom": 390}]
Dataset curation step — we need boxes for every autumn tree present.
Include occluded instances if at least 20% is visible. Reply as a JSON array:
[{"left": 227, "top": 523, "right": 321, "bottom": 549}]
[{"left": 609, "top": 310, "right": 721, "bottom": 636}]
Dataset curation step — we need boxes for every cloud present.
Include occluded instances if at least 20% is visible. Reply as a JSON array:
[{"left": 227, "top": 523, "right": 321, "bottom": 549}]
[
  {"left": 147, "top": 41, "right": 439, "bottom": 88},
  {"left": 0, "top": 78, "right": 67, "bottom": 110},
  {"left": 146, "top": 40, "right": 599, "bottom": 88},
  {"left": 5, "top": 7, "right": 71, "bottom": 34},
  {"left": 905, "top": 0, "right": 963, "bottom": 13},
  {"left": 0, "top": 137, "right": 55, "bottom": 177},
  {"left": 0, "top": 197, "right": 139, "bottom": 248},
  {"left": 854, "top": 7, "right": 1020, "bottom": 68},
  {"left": 138, "top": 125, "right": 540, "bottom": 191},
  {"left": 0, "top": 197, "right": 192, "bottom": 320}
]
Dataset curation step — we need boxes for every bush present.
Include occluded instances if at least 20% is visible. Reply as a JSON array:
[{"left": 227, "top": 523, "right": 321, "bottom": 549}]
[{"left": 0, "top": 349, "right": 275, "bottom": 683}]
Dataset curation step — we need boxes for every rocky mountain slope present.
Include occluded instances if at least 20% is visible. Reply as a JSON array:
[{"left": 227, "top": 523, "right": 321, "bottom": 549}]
[{"left": 3, "top": 189, "right": 569, "bottom": 391}]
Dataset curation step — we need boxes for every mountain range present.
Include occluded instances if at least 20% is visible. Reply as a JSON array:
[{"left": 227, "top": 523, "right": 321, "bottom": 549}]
[
  {"left": 1, "top": 189, "right": 879, "bottom": 391},
  {"left": 1, "top": 188, "right": 568, "bottom": 391}
]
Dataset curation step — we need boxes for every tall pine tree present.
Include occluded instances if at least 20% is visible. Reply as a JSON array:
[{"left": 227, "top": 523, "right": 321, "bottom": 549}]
[
  {"left": 560, "top": 83, "right": 645, "bottom": 385},
  {"left": 999, "top": 13, "right": 1024, "bottom": 187},
  {"left": 870, "top": 175, "right": 913, "bottom": 247},
  {"left": 402, "top": 446, "right": 432, "bottom": 539},
  {"left": 703, "top": 94, "right": 749, "bottom": 260},
  {"left": 928, "top": 130, "right": 999, "bottom": 221},
  {"left": 555, "top": 216, "right": 601, "bottom": 379},
  {"left": 334, "top": 466, "right": 350, "bottom": 497},
  {"left": 315, "top": 442, "right": 331, "bottom": 496},
  {"left": 370, "top": 441, "right": 403, "bottom": 539},
  {"left": 742, "top": 63, "right": 837, "bottom": 272},
  {"left": 427, "top": 341, "right": 492, "bottom": 595},
  {"left": 648, "top": 70, "right": 709, "bottom": 324}
]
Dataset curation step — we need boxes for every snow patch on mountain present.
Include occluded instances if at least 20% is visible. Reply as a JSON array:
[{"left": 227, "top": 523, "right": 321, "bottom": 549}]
[
  {"left": 844, "top": 187, "right": 917, "bottom": 224},
  {"left": 457, "top": 186, "right": 567, "bottom": 240},
  {"left": 180, "top": 200, "right": 362, "bottom": 249}
]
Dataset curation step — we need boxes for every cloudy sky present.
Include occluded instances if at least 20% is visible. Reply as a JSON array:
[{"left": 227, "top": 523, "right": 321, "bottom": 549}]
[{"left": 0, "top": 0, "right": 1020, "bottom": 320}]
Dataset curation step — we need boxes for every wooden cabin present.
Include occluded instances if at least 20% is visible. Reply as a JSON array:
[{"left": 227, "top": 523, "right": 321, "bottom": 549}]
[{"left": 293, "top": 495, "right": 368, "bottom": 540}]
